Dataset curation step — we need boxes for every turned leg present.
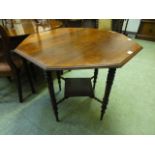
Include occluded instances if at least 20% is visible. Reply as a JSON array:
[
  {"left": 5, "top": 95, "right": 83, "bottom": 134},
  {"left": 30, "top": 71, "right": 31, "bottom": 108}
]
[
  {"left": 45, "top": 71, "right": 59, "bottom": 122},
  {"left": 93, "top": 68, "right": 98, "bottom": 90},
  {"left": 56, "top": 71, "right": 61, "bottom": 91},
  {"left": 100, "top": 68, "right": 116, "bottom": 120}
]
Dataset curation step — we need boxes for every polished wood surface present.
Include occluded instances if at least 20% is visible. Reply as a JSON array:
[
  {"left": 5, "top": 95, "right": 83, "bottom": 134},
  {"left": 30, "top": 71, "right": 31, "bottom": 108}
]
[
  {"left": 3, "top": 19, "right": 63, "bottom": 37},
  {"left": 15, "top": 28, "right": 143, "bottom": 70}
]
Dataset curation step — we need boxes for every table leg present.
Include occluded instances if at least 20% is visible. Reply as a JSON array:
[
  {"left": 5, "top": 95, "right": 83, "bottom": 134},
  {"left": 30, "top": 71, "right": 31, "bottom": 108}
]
[
  {"left": 56, "top": 71, "right": 61, "bottom": 91},
  {"left": 93, "top": 68, "right": 98, "bottom": 90},
  {"left": 15, "top": 70, "right": 23, "bottom": 103},
  {"left": 45, "top": 71, "right": 59, "bottom": 122},
  {"left": 100, "top": 68, "right": 116, "bottom": 120},
  {"left": 23, "top": 59, "right": 35, "bottom": 94}
]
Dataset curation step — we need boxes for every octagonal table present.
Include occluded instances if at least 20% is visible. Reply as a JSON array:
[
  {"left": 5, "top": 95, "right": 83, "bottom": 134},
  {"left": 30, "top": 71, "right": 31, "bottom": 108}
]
[{"left": 14, "top": 28, "right": 143, "bottom": 121}]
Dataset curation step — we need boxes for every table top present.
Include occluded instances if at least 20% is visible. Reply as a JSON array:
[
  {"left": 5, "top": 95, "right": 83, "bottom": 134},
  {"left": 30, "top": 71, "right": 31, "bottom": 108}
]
[
  {"left": 4, "top": 19, "right": 63, "bottom": 37},
  {"left": 15, "top": 28, "right": 143, "bottom": 70}
]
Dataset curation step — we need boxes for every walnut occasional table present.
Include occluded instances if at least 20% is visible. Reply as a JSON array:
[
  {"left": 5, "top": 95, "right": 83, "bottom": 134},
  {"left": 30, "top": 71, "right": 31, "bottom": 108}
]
[{"left": 14, "top": 28, "right": 143, "bottom": 122}]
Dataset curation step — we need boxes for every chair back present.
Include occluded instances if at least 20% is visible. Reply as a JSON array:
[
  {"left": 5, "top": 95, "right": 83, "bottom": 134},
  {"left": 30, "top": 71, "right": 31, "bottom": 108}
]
[
  {"left": 0, "top": 25, "right": 18, "bottom": 71},
  {"left": 112, "top": 19, "right": 129, "bottom": 35},
  {"left": 0, "top": 25, "right": 10, "bottom": 57}
]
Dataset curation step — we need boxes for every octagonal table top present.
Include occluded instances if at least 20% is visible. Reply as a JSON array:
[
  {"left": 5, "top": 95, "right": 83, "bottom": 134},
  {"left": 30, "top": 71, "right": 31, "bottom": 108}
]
[{"left": 15, "top": 28, "right": 143, "bottom": 70}]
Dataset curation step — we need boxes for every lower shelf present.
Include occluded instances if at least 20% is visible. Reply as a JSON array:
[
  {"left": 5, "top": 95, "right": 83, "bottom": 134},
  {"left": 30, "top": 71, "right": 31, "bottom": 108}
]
[{"left": 65, "top": 78, "right": 94, "bottom": 98}]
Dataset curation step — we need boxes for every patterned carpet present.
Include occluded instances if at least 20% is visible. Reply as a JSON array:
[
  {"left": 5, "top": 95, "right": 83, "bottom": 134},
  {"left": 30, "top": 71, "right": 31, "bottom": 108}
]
[{"left": 0, "top": 39, "right": 155, "bottom": 135}]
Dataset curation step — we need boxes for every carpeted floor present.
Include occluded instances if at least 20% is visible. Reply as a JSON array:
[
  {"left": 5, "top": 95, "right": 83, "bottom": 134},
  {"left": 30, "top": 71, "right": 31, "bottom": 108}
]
[{"left": 0, "top": 39, "right": 155, "bottom": 135}]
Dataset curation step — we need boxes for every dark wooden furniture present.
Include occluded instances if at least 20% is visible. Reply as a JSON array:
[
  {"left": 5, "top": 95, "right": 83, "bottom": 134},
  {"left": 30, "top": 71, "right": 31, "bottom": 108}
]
[
  {"left": 112, "top": 19, "right": 129, "bottom": 35},
  {"left": 2, "top": 19, "right": 62, "bottom": 91},
  {"left": 136, "top": 19, "right": 155, "bottom": 41},
  {"left": 62, "top": 19, "right": 84, "bottom": 27},
  {"left": 14, "top": 28, "right": 142, "bottom": 121},
  {"left": 0, "top": 25, "right": 35, "bottom": 102}
]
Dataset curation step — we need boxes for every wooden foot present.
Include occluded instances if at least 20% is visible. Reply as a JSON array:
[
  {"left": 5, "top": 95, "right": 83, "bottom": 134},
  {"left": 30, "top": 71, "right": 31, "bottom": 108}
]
[{"left": 100, "top": 68, "right": 116, "bottom": 120}]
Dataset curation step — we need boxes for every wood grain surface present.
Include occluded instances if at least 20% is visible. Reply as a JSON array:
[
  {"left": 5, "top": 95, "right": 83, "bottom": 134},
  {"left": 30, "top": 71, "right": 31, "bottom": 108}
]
[{"left": 15, "top": 28, "right": 143, "bottom": 70}]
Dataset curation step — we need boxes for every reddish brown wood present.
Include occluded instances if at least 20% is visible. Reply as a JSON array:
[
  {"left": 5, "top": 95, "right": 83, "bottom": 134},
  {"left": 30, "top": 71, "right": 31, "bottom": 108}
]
[
  {"left": 13, "top": 27, "right": 143, "bottom": 121},
  {"left": 15, "top": 28, "right": 143, "bottom": 70}
]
